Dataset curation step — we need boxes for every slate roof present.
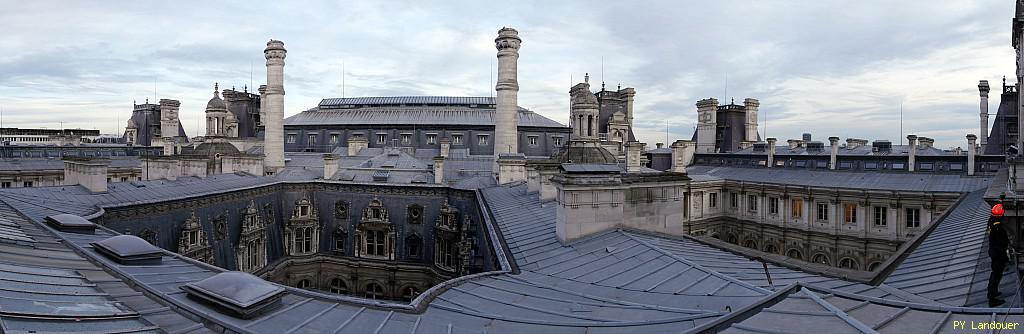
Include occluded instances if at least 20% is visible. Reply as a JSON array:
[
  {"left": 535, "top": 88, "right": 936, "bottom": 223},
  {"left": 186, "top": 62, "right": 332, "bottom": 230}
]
[
  {"left": 0, "top": 201, "right": 212, "bottom": 333},
  {"left": 700, "top": 284, "right": 1024, "bottom": 334},
  {"left": 0, "top": 162, "right": 1016, "bottom": 332},
  {"left": 685, "top": 166, "right": 992, "bottom": 193},
  {"left": 0, "top": 173, "right": 276, "bottom": 221},
  {"left": 0, "top": 157, "right": 141, "bottom": 171},
  {"left": 728, "top": 144, "right": 963, "bottom": 157},
  {"left": 883, "top": 190, "right": 1019, "bottom": 307},
  {"left": 286, "top": 97, "right": 567, "bottom": 129},
  {"left": 628, "top": 232, "right": 936, "bottom": 304},
  {"left": 0, "top": 182, "right": 776, "bottom": 333},
  {"left": 320, "top": 96, "right": 496, "bottom": 107}
]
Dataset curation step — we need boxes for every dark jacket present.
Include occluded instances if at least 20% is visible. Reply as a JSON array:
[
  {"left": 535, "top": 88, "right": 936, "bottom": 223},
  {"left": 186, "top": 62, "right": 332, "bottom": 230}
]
[{"left": 989, "top": 217, "right": 1010, "bottom": 262}]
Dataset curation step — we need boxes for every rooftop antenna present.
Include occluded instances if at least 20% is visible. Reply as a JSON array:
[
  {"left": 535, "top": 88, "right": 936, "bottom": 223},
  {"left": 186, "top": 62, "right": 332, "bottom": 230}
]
[
  {"left": 249, "top": 60, "right": 253, "bottom": 95},
  {"left": 490, "top": 58, "right": 494, "bottom": 99},
  {"left": 899, "top": 101, "right": 904, "bottom": 142},
  {"left": 601, "top": 56, "right": 605, "bottom": 91},
  {"left": 342, "top": 59, "right": 346, "bottom": 99},
  {"left": 665, "top": 121, "right": 669, "bottom": 145},
  {"left": 724, "top": 73, "right": 728, "bottom": 103}
]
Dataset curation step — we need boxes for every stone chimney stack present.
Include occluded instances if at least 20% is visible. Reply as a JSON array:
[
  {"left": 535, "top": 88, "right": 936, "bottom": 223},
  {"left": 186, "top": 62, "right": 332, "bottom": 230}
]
[
  {"left": 787, "top": 139, "right": 802, "bottom": 149},
  {"left": 263, "top": 39, "right": 287, "bottom": 175},
  {"left": 695, "top": 98, "right": 719, "bottom": 153},
  {"left": 967, "top": 134, "right": 977, "bottom": 176},
  {"left": 656, "top": 143, "right": 663, "bottom": 149},
  {"left": 63, "top": 158, "right": 110, "bottom": 193},
  {"left": 670, "top": 139, "right": 694, "bottom": 173},
  {"left": 439, "top": 137, "right": 451, "bottom": 158},
  {"left": 828, "top": 136, "right": 840, "bottom": 170},
  {"left": 347, "top": 136, "right": 368, "bottom": 156},
  {"left": 322, "top": 154, "right": 338, "bottom": 179},
  {"left": 743, "top": 98, "right": 760, "bottom": 142},
  {"left": 625, "top": 141, "right": 645, "bottom": 172},
  {"left": 494, "top": 27, "right": 522, "bottom": 162},
  {"left": 907, "top": 134, "right": 918, "bottom": 172},
  {"left": 846, "top": 138, "right": 867, "bottom": 149},
  {"left": 979, "top": 80, "right": 990, "bottom": 145},
  {"left": 497, "top": 153, "right": 527, "bottom": 184},
  {"left": 433, "top": 156, "right": 445, "bottom": 184},
  {"left": 766, "top": 137, "right": 777, "bottom": 168}
]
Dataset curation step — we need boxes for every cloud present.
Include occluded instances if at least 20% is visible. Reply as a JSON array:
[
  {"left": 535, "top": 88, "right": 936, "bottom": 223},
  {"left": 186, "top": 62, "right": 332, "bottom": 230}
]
[{"left": 0, "top": 0, "right": 1015, "bottom": 149}]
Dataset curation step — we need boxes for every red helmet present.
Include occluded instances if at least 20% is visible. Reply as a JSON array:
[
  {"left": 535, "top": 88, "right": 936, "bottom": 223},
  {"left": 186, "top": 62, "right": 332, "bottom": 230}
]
[{"left": 993, "top": 203, "right": 1005, "bottom": 217}]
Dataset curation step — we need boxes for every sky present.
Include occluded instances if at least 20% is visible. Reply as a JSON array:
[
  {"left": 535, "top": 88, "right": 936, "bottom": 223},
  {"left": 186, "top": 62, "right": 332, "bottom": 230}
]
[{"left": 0, "top": 1, "right": 1017, "bottom": 149}]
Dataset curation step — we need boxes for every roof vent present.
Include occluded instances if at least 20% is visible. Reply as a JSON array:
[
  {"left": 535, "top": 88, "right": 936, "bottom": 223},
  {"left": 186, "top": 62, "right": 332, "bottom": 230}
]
[
  {"left": 872, "top": 140, "right": 892, "bottom": 153},
  {"left": 91, "top": 235, "right": 163, "bottom": 265},
  {"left": 752, "top": 142, "right": 767, "bottom": 152},
  {"left": 806, "top": 141, "right": 824, "bottom": 152},
  {"left": 373, "top": 170, "right": 390, "bottom": 182},
  {"left": 45, "top": 214, "right": 96, "bottom": 234},
  {"left": 182, "top": 271, "right": 285, "bottom": 319}
]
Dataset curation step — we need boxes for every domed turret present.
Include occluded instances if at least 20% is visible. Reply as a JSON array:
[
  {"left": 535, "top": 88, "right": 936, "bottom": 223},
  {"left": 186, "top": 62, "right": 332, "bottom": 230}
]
[{"left": 206, "top": 83, "right": 227, "bottom": 112}]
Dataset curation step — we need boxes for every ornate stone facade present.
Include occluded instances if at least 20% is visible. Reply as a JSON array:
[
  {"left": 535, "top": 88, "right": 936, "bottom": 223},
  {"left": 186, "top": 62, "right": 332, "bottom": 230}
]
[
  {"left": 285, "top": 196, "right": 320, "bottom": 256},
  {"left": 355, "top": 198, "right": 395, "bottom": 260},
  {"left": 177, "top": 210, "right": 213, "bottom": 263},
  {"left": 236, "top": 200, "right": 268, "bottom": 273}
]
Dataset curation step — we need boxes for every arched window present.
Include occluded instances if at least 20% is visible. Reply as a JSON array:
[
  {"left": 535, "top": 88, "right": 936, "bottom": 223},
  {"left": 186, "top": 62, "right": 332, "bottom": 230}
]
[
  {"left": 867, "top": 261, "right": 882, "bottom": 271},
  {"left": 764, "top": 245, "right": 778, "bottom": 254},
  {"left": 838, "top": 258, "right": 859, "bottom": 270},
  {"left": 400, "top": 286, "right": 420, "bottom": 302},
  {"left": 812, "top": 254, "right": 830, "bottom": 266},
  {"left": 297, "top": 279, "right": 311, "bottom": 289},
  {"left": 743, "top": 239, "right": 757, "bottom": 249},
  {"left": 365, "top": 283, "right": 385, "bottom": 300},
  {"left": 726, "top": 234, "right": 738, "bottom": 245},
  {"left": 787, "top": 249, "right": 803, "bottom": 260},
  {"left": 294, "top": 227, "right": 304, "bottom": 253},
  {"left": 329, "top": 278, "right": 348, "bottom": 294},
  {"left": 587, "top": 115, "right": 594, "bottom": 136}
]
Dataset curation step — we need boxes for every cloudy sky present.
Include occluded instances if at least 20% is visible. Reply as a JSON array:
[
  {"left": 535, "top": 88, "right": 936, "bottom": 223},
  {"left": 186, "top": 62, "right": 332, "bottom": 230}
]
[{"left": 0, "top": 1, "right": 1016, "bottom": 149}]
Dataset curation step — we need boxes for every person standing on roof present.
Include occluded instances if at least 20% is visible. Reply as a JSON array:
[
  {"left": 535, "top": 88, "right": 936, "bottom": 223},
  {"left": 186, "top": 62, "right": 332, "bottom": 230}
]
[{"left": 988, "top": 201, "right": 1010, "bottom": 307}]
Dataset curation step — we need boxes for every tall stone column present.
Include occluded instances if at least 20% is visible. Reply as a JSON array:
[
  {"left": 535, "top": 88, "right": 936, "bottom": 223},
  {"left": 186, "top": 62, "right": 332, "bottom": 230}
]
[
  {"left": 967, "top": 134, "right": 977, "bottom": 176},
  {"left": 264, "top": 40, "right": 287, "bottom": 174},
  {"left": 907, "top": 134, "right": 918, "bottom": 172},
  {"left": 828, "top": 136, "right": 839, "bottom": 170},
  {"left": 494, "top": 27, "right": 521, "bottom": 160},
  {"left": 979, "top": 80, "right": 990, "bottom": 145}
]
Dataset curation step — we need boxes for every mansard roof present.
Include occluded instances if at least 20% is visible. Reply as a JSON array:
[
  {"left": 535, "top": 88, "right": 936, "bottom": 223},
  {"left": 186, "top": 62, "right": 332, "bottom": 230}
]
[
  {"left": 286, "top": 96, "right": 567, "bottom": 128},
  {"left": 685, "top": 165, "right": 992, "bottom": 193},
  {"left": 0, "top": 166, "right": 1016, "bottom": 332}
]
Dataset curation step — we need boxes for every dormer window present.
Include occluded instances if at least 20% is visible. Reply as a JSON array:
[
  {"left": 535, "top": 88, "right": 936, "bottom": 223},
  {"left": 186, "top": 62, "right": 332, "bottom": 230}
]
[
  {"left": 285, "top": 197, "right": 320, "bottom": 256},
  {"left": 356, "top": 198, "right": 395, "bottom": 260}
]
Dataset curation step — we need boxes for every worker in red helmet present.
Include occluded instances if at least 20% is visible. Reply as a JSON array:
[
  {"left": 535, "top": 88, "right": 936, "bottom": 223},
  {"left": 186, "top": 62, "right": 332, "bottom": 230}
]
[{"left": 988, "top": 201, "right": 1010, "bottom": 306}]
